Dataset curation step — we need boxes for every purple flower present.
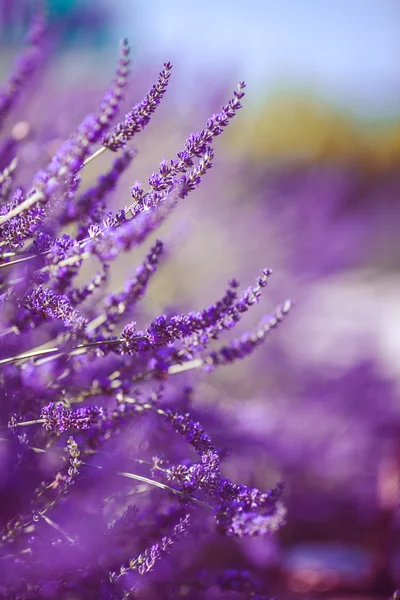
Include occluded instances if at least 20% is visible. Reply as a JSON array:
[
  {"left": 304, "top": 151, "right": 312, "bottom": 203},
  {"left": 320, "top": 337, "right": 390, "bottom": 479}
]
[
  {"left": 40, "top": 403, "right": 105, "bottom": 433},
  {"left": 102, "top": 62, "right": 173, "bottom": 151},
  {"left": 0, "top": 16, "right": 292, "bottom": 600},
  {"left": 216, "top": 481, "right": 286, "bottom": 538},
  {"left": 23, "top": 285, "right": 87, "bottom": 333}
]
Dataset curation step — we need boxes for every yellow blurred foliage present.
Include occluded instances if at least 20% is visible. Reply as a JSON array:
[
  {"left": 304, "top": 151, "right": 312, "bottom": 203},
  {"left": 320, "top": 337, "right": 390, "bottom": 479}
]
[{"left": 229, "top": 95, "right": 400, "bottom": 171}]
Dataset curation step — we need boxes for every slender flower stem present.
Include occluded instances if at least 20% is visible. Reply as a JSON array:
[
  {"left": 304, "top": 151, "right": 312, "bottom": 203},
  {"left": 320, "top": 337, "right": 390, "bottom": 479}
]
[
  {"left": 0, "top": 437, "right": 211, "bottom": 511},
  {"left": 0, "top": 145, "right": 105, "bottom": 255},
  {"left": 14, "top": 418, "right": 45, "bottom": 426},
  {"left": 168, "top": 358, "right": 204, "bottom": 375},
  {"left": 0, "top": 326, "right": 19, "bottom": 338},
  {"left": 0, "top": 189, "right": 44, "bottom": 227},
  {"left": 0, "top": 251, "right": 46, "bottom": 270},
  {"left": 0, "top": 336, "right": 146, "bottom": 366},
  {"left": 0, "top": 144, "right": 208, "bottom": 273},
  {"left": 58, "top": 358, "right": 205, "bottom": 408},
  {"left": 5, "top": 251, "right": 91, "bottom": 287},
  {"left": 0, "top": 252, "right": 44, "bottom": 270},
  {"left": 114, "top": 469, "right": 212, "bottom": 510},
  {"left": 86, "top": 314, "right": 107, "bottom": 331},
  {"left": 0, "top": 346, "right": 64, "bottom": 364},
  {"left": 0, "top": 157, "right": 18, "bottom": 186},
  {"left": 40, "top": 513, "right": 75, "bottom": 544},
  {"left": 83, "top": 146, "right": 107, "bottom": 166}
]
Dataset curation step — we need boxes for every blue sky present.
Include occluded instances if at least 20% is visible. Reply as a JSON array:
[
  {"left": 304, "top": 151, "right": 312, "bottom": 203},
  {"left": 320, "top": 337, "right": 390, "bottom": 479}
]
[{"left": 111, "top": 0, "right": 400, "bottom": 118}]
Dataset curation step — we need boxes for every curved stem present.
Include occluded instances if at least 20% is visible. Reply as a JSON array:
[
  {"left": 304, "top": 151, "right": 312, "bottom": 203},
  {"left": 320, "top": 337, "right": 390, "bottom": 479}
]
[{"left": 114, "top": 469, "right": 211, "bottom": 510}]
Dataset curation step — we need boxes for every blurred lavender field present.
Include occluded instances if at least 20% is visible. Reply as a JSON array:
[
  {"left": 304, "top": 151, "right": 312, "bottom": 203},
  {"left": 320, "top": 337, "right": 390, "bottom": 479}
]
[{"left": 1, "top": 0, "right": 400, "bottom": 597}]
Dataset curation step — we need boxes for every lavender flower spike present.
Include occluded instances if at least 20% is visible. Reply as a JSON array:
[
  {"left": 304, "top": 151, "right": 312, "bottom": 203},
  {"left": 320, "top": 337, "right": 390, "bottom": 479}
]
[
  {"left": 112, "top": 514, "right": 190, "bottom": 582},
  {"left": 134, "top": 82, "right": 246, "bottom": 215},
  {"left": 23, "top": 285, "right": 87, "bottom": 333},
  {"left": 102, "top": 62, "right": 173, "bottom": 151},
  {"left": 207, "top": 298, "right": 293, "bottom": 367},
  {"left": 100, "top": 239, "right": 164, "bottom": 332},
  {"left": 40, "top": 403, "right": 105, "bottom": 433}
]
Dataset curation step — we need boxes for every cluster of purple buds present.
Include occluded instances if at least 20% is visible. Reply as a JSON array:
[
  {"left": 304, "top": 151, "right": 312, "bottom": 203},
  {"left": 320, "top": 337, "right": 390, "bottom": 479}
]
[
  {"left": 39, "top": 403, "right": 105, "bottom": 433},
  {"left": 0, "top": 7, "right": 293, "bottom": 599}
]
